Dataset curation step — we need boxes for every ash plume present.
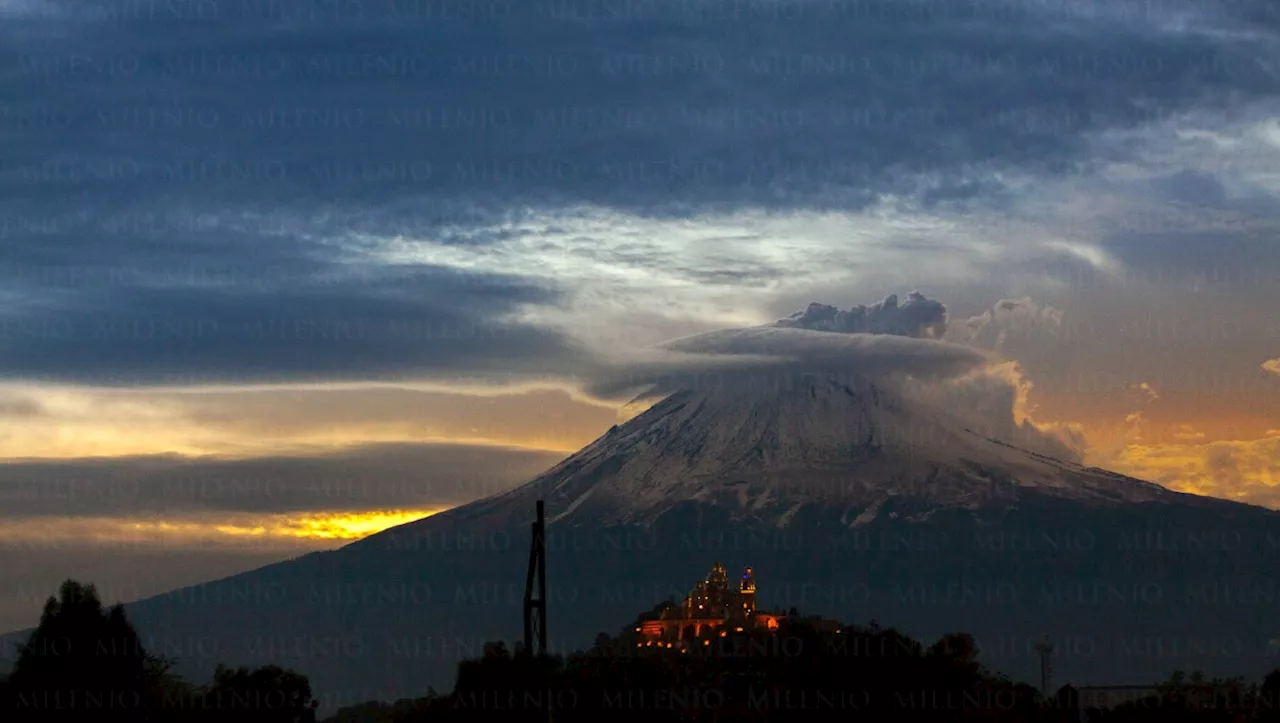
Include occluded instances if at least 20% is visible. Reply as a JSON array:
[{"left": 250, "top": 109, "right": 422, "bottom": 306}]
[{"left": 774, "top": 291, "right": 949, "bottom": 338}]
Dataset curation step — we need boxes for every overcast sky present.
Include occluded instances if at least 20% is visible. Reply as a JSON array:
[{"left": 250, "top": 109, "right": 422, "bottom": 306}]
[{"left": 0, "top": 0, "right": 1277, "bottom": 630}]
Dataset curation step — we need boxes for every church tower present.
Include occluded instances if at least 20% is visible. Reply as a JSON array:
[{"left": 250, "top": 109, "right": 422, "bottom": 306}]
[
  {"left": 706, "top": 562, "right": 729, "bottom": 616},
  {"left": 739, "top": 566, "right": 756, "bottom": 616}
]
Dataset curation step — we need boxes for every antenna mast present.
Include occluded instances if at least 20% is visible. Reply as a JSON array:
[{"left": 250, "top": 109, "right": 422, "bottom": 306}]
[
  {"left": 1034, "top": 636, "right": 1054, "bottom": 697},
  {"left": 523, "top": 500, "right": 548, "bottom": 658}
]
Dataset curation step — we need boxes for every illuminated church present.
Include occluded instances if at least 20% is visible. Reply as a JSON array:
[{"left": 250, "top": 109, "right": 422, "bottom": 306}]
[{"left": 637, "top": 563, "right": 782, "bottom": 644}]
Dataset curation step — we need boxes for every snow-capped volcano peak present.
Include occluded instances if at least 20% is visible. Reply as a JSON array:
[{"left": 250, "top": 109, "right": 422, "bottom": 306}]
[{"left": 457, "top": 371, "right": 1177, "bottom": 530}]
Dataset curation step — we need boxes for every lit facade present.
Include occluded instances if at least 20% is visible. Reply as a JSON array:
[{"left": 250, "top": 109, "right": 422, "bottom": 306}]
[{"left": 636, "top": 563, "right": 782, "bottom": 645}]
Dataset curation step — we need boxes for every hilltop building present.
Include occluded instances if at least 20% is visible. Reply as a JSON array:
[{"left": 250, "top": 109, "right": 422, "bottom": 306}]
[{"left": 637, "top": 563, "right": 783, "bottom": 644}]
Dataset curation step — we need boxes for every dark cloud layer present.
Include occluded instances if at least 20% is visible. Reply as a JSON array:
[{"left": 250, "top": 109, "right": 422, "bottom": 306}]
[
  {"left": 1, "top": 0, "right": 1277, "bottom": 383},
  {"left": 0, "top": 442, "right": 565, "bottom": 518},
  {"left": 0, "top": 264, "right": 593, "bottom": 385}
]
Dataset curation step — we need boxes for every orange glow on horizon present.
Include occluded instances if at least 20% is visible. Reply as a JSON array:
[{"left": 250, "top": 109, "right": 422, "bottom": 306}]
[
  {"left": 204, "top": 509, "right": 447, "bottom": 540},
  {"left": 0, "top": 508, "right": 448, "bottom": 549},
  {"left": 0, "top": 381, "right": 602, "bottom": 461}
]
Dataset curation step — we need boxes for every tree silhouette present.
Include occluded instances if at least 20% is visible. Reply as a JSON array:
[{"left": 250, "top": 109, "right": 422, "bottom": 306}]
[
  {"left": 927, "top": 631, "right": 981, "bottom": 673},
  {"left": 591, "top": 632, "right": 612, "bottom": 655},
  {"left": 2, "top": 580, "right": 321, "bottom": 723},
  {"left": 194, "top": 664, "right": 318, "bottom": 723},
  {"left": 3, "top": 579, "right": 159, "bottom": 723}
]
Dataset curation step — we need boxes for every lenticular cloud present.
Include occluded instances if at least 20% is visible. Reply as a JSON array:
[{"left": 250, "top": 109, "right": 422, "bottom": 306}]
[{"left": 583, "top": 293, "right": 988, "bottom": 402}]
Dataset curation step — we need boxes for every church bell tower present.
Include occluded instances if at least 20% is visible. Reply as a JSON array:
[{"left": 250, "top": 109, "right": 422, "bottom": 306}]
[{"left": 739, "top": 566, "right": 756, "bottom": 616}]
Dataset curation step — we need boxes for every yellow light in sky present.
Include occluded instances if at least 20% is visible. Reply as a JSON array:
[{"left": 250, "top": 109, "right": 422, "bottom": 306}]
[
  {"left": 277, "top": 510, "right": 444, "bottom": 539},
  {"left": 170, "top": 509, "right": 446, "bottom": 541},
  {"left": 1, "top": 508, "right": 447, "bottom": 550}
]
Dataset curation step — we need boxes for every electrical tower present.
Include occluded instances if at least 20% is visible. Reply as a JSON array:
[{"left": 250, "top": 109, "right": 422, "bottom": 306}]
[
  {"left": 1034, "top": 636, "right": 1054, "bottom": 698},
  {"left": 523, "top": 499, "right": 548, "bottom": 658}
]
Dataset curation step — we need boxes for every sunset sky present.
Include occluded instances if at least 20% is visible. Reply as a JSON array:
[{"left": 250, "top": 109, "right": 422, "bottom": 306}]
[{"left": 0, "top": 0, "right": 1278, "bottom": 630}]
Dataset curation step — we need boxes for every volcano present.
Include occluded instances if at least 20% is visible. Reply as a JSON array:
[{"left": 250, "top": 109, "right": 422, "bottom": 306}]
[
  {"left": 455, "top": 371, "right": 1180, "bottom": 531},
  {"left": 6, "top": 371, "right": 1279, "bottom": 710}
]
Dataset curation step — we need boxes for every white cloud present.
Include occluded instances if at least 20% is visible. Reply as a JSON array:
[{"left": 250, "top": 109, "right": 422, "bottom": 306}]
[
  {"left": 901, "top": 360, "right": 1087, "bottom": 463},
  {"left": 1135, "top": 382, "right": 1160, "bottom": 402},
  {"left": 585, "top": 325, "right": 989, "bottom": 402},
  {"left": 954, "top": 297, "right": 1065, "bottom": 352}
]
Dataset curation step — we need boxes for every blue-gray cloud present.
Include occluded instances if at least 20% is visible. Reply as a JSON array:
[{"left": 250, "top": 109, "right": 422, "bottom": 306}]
[
  {"left": 0, "top": 261, "right": 593, "bottom": 385},
  {"left": 1, "top": 0, "right": 1277, "bottom": 383}
]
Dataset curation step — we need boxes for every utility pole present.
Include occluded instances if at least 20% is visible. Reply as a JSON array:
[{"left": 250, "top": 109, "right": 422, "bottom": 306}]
[
  {"left": 523, "top": 499, "right": 548, "bottom": 657},
  {"left": 523, "top": 500, "right": 551, "bottom": 723},
  {"left": 1034, "top": 636, "right": 1054, "bottom": 698}
]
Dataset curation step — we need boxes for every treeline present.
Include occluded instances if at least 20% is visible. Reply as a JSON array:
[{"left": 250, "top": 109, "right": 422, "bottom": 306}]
[
  {"left": 323, "top": 601, "right": 1280, "bottom": 723},
  {"left": 9, "top": 581, "right": 1280, "bottom": 723},
  {"left": 0, "top": 580, "right": 317, "bottom": 723},
  {"left": 323, "top": 598, "right": 1037, "bottom": 723}
]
